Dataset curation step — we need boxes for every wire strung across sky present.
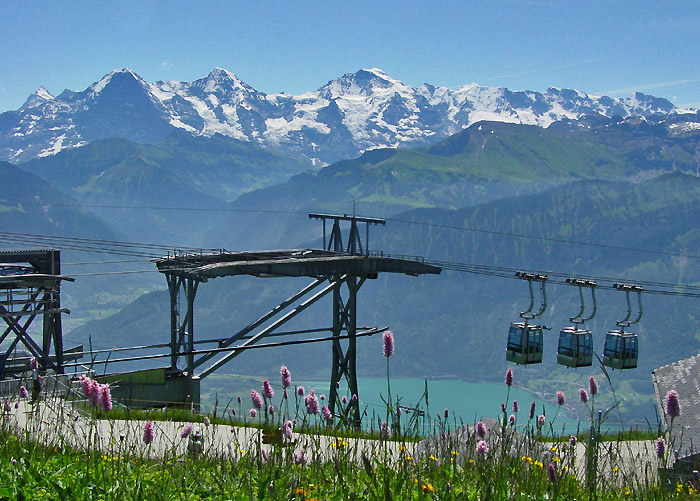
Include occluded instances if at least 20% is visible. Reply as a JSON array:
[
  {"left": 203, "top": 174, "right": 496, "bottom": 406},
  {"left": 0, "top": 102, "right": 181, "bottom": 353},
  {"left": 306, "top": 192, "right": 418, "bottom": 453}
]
[
  {"left": 11, "top": 200, "right": 700, "bottom": 261},
  {"left": 1, "top": 213, "right": 699, "bottom": 298}
]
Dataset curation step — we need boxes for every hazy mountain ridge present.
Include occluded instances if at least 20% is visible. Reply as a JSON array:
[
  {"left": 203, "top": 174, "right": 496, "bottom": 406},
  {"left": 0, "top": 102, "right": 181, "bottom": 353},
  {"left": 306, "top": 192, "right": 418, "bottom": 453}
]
[
  {"left": 69, "top": 173, "right": 700, "bottom": 424},
  {"left": 212, "top": 119, "right": 700, "bottom": 250},
  {"left": 2, "top": 67, "right": 694, "bottom": 165},
  {"left": 18, "top": 131, "right": 312, "bottom": 245}
]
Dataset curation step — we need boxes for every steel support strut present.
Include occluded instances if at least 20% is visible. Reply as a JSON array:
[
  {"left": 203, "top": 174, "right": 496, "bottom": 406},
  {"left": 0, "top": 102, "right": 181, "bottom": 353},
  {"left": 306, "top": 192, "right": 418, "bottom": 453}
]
[
  {"left": 328, "top": 275, "right": 366, "bottom": 429},
  {"left": 166, "top": 273, "right": 199, "bottom": 376}
]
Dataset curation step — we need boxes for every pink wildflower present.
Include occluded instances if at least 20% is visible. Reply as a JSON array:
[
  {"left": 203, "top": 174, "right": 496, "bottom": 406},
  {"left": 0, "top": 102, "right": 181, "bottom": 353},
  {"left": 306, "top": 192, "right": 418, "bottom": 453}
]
[
  {"left": 579, "top": 388, "right": 589, "bottom": 403},
  {"left": 509, "top": 414, "right": 516, "bottom": 426},
  {"left": 380, "top": 420, "right": 391, "bottom": 439},
  {"left": 19, "top": 386, "right": 28, "bottom": 399},
  {"left": 88, "top": 379, "right": 100, "bottom": 407},
  {"left": 322, "top": 404, "right": 332, "bottom": 421},
  {"left": 529, "top": 401, "right": 536, "bottom": 420},
  {"left": 251, "top": 390, "right": 263, "bottom": 409},
  {"left": 79, "top": 375, "right": 90, "bottom": 397},
  {"left": 505, "top": 368, "right": 513, "bottom": 387},
  {"left": 143, "top": 421, "right": 155, "bottom": 444},
  {"left": 477, "top": 440, "right": 489, "bottom": 454},
  {"left": 250, "top": 408, "right": 257, "bottom": 418},
  {"left": 557, "top": 391, "right": 565, "bottom": 406},
  {"left": 99, "top": 384, "right": 112, "bottom": 412},
  {"left": 666, "top": 390, "right": 681, "bottom": 418},
  {"left": 589, "top": 376, "right": 598, "bottom": 396},
  {"left": 656, "top": 437, "right": 665, "bottom": 458},
  {"left": 548, "top": 463, "right": 557, "bottom": 483},
  {"left": 294, "top": 450, "right": 306, "bottom": 464},
  {"left": 513, "top": 400, "right": 519, "bottom": 413},
  {"left": 304, "top": 391, "right": 319, "bottom": 415},
  {"left": 477, "top": 420, "right": 486, "bottom": 438},
  {"left": 262, "top": 379, "right": 274, "bottom": 400},
  {"left": 297, "top": 386, "right": 305, "bottom": 396},
  {"left": 383, "top": 330, "right": 394, "bottom": 357},
  {"left": 180, "top": 423, "right": 193, "bottom": 439},
  {"left": 280, "top": 365, "right": 291, "bottom": 389}
]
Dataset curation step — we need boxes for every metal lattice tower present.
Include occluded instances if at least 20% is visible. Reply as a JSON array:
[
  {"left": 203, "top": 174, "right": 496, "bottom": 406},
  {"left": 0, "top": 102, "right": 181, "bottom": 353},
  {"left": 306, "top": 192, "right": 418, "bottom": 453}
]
[
  {"left": 154, "top": 214, "right": 441, "bottom": 425},
  {"left": 0, "top": 250, "right": 74, "bottom": 378}
]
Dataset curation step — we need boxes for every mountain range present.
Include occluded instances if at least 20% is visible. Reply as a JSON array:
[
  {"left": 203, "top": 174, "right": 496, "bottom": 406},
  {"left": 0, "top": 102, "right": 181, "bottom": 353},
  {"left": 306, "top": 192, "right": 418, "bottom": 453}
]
[{"left": 2, "top": 67, "right": 696, "bottom": 166}]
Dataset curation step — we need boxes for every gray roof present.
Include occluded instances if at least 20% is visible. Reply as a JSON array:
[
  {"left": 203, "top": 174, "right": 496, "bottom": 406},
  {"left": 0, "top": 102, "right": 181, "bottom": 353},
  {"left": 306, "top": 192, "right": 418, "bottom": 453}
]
[{"left": 652, "top": 353, "right": 700, "bottom": 461}]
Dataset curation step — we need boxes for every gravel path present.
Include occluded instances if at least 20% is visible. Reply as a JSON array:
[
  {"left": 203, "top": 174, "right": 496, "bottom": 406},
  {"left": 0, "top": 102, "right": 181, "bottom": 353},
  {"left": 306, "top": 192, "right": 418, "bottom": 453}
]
[{"left": 4, "top": 395, "right": 661, "bottom": 486}]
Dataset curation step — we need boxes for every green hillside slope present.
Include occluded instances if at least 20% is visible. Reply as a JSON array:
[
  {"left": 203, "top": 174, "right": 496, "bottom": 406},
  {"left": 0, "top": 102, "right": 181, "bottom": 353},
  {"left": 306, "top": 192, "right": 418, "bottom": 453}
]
[
  {"left": 20, "top": 131, "right": 312, "bottom": 245},
  {"left": 0, "top": 161, "right": 160, "bottom": 325},
  {"left": 214, "top": 120, "right": 700, "bottom": 250}
]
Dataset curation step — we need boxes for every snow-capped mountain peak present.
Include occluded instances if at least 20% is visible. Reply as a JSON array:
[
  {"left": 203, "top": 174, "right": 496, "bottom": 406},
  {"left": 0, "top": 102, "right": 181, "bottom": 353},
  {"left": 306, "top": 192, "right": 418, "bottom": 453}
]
[
  {"left": 20, "top": 86, "right": 54, "bottom": 110},
  {"left": 1, "top": 66, "right": 695, "bottom": 165},
  {"left": 187, "top": 67, "right": 259, "bottom": 99},
  {"left": 317, "top": 68, "right": 411, "bottom": 99},
  {"left": 90, "top": 68, "right": 144, "bottom": 94}
]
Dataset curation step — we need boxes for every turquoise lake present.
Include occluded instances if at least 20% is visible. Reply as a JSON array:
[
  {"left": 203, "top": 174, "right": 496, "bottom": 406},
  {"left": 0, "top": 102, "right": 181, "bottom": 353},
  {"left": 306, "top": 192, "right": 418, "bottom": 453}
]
[{"left": 295, "top": 377, "right": 577, "bottom": 434}]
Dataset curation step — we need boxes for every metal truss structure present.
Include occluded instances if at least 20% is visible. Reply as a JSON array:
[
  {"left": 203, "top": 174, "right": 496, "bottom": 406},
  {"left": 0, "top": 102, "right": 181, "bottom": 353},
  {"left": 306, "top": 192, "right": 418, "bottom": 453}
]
[
  {"left": 0, "top": 249, "right": 74, "bottom": 378},
  {"left": 155, "top": 213, "right": 441, "bottom": 426}
]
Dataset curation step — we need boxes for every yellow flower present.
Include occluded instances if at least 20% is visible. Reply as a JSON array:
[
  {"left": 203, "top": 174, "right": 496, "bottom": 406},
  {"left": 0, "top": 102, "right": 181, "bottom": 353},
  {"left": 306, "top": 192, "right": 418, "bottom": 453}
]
[
  {"left": 624, "top": 487, "right": 631, "bottom": 496},
  {"left": 429, "top": 455, "right": 438, "bottom": 462},
  {"left": 468, "top": 459, "right": 474, "bottom": 464},
  {"left": 398, "top": 445, "right": 406, "bottom": 451},
  {"left": 534, "top": 461, "right": 543, "bottom": 469},
  {"left": 550, "top": 447, "right": 558, "bottom": 453},
  {"left": 613, "top": 466, "right": 619, "bottom": 473},
  {"left": 239, "top": 449, "right": 246, "bottom": 455},
  {"left": 451, "top": 450, "right": 459, "bottom": 456},
  {"left": 421, "top": 483, "right": 435, "bottom": 493}
]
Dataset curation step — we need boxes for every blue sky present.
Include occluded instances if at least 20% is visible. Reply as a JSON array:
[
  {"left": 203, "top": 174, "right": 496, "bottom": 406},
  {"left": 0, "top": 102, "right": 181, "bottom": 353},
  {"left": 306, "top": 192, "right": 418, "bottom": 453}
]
[{"left": 1, "top": 0, "right": 698, "bottom": 111}]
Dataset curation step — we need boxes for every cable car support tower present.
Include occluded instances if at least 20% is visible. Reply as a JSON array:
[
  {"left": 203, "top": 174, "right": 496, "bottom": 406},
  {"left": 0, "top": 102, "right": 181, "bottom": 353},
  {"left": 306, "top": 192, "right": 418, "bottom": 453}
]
[{"left": 153, "top": 213, "right": 441, "bottom": 426}]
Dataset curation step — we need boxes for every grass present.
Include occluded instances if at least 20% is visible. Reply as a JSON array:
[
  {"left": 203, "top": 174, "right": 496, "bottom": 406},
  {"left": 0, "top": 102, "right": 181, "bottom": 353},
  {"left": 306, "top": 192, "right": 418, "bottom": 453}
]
[{"left": 0, "top": 364, "right": 696, "bottom": 500}]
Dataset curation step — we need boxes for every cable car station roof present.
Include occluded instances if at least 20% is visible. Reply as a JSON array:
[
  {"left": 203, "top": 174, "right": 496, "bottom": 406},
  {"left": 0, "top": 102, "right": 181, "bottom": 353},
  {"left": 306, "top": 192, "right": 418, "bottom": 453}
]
[
  {"left": 652, "top": 353, "right": 700, "bottom": 464},
  {"left": 154, "top": 249, "right": 442, "bottom": 280}
]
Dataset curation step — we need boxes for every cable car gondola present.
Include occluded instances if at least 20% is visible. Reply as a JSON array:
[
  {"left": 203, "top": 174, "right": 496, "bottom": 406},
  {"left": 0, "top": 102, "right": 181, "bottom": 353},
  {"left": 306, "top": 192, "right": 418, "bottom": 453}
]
[
  {"left": 507, "top": 321, "right": 545, "bottom": 365},
  {"left": 603, "top": 331, "right": 638, "bottom": 370},
  {"left": 557, "top": 326, "right": 593, "bottom": 368},
  {"left": 506, "top": 272, "right": 548, "bottom": 365},
  {"left": 602, "top": 283, "right": 642, "bottom": 370},
  {"left": 557, "top": 278, "right": 596, "bottom": 368}
]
